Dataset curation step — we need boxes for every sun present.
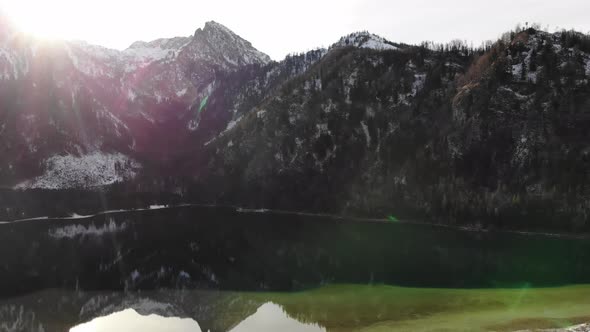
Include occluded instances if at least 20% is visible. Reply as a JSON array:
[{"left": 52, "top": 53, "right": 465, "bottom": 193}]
[
  {"left": 0, "top": 0, "right": 140, "bottom": 48},
  {"left": 0, "top": 0, "right": 82, "bottom": 41},
  {"left": 0, "top": 0, "right": 191, "bottom": 50}
]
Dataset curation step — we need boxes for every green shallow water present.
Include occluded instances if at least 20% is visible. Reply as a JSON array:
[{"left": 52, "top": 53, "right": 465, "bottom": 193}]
[
  {"left": 216, "top": 284, "right": 590, "bottom": 331},
  {"left": 3, "top": 283, "right": 590, "bottom": 331}
]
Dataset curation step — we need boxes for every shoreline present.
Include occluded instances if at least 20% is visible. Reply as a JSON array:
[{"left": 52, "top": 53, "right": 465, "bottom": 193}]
[{"left": 0, "top": 202, "right": 588, "bottom": 240}]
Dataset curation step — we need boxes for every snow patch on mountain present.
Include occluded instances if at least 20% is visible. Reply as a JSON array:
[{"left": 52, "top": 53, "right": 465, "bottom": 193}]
[{"left": 16, "top": 152, "right": 141, "bottom": 189}]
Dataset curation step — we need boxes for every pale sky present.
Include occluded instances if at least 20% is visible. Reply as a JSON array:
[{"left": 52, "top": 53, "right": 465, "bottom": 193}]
[{"left": 1, "top": 0, "right": 589, "bottom": 60}]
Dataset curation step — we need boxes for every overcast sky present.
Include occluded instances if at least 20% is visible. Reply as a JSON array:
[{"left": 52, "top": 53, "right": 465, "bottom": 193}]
[{"left": 1, "top": 0, "right": 589, "bottom": 60}]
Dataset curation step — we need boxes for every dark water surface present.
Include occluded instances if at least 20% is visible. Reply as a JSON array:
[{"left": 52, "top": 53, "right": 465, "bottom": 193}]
[{"left": 1, "top": 206, "right": 590, "bottom": 331}]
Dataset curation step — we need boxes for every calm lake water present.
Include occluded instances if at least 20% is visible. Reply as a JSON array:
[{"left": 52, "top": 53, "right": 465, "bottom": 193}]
[{"left": 0, "top": 206, "right": 589, "bottom": 331}]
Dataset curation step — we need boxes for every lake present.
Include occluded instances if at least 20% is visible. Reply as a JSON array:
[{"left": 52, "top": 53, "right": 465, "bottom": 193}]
[{"left": 0, "top": 206, "right": 589, "bottom": 331}]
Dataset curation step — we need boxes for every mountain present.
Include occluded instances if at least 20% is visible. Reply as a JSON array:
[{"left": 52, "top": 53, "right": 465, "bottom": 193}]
[
  {"left": 0, "top": 20, "right": 271, "bottom": 187},
  {"left": 199, "top": 27, "right": 590, "bottom": 231},
  {"left": 1, "top": 22, "right": 590, "bottom": 231}
]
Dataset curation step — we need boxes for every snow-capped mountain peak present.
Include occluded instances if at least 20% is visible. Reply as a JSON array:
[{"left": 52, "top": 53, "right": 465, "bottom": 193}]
[{"left": 333, "top": 31, "right": 399, "bottom": 51}]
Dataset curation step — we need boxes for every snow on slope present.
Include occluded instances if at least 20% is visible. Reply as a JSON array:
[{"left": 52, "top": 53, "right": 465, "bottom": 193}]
[
  {"left": 67, "top": 37, "right": 189, "bottom": 76},
  {"left": 16, "top": 152, "right": 141, "bottom": 189},
  {"left": 121, "top": 37, "right": 190, "bottom": 72}
]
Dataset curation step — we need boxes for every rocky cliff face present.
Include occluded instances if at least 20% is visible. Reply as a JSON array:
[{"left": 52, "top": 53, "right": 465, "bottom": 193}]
[{"left": 1, "top": 22, "right": 590, "bottom": 230}]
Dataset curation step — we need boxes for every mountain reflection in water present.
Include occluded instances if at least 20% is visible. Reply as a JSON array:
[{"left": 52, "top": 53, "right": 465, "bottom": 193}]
[
  {"left": 2, "top": 285, "right": 590, "bottom": 332},
  {"left": 69, "top": 302, "right": 325, "bottom": 332},
  {"left": 70, "top": 309, "right": 202, "bottom": 332},
  {"left": 229, "top": 302, "right": 325, "bottom": 332}
]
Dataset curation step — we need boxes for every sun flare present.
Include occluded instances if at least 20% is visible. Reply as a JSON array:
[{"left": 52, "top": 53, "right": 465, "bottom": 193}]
[
  {"left": 1, "top": 0, "right": 83, "bottom": 41},
  {"left": 0, "top": 0, "right": 149, "bottom": 48}
]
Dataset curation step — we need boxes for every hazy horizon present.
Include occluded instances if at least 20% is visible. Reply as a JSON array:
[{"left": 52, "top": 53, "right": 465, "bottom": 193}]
[{"left": 1, "top": 0, "right": 589, "bottom": 60}]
